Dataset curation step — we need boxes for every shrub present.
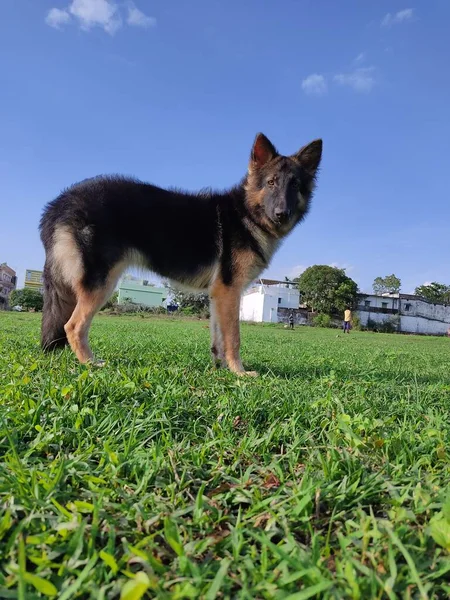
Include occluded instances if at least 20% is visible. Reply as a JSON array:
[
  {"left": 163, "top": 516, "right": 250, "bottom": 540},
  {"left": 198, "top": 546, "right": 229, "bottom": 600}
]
[
  {"left": 351, "top": 313, "right": 362, "bottom": 331},
  {"left": 313, "top": 313, "right": 332, "bottom": 328},
  {"left": 101, "top": 291, "right": 118, "bottom": 310},
  {"left": 9, "top": 288, "right": 43, "bottom": 312},
  {"left": 366, "top": 317, "right": 399, "bottom": 333}
]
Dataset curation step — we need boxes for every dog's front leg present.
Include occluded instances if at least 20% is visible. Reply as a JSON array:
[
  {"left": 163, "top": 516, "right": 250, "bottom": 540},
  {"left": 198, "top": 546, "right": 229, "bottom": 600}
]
[
  {"left": 211, "top": 281, "right": 257, "bottom": 376},
  {"left": 209, "top": 297, "right": 226, "bottom": 368}
]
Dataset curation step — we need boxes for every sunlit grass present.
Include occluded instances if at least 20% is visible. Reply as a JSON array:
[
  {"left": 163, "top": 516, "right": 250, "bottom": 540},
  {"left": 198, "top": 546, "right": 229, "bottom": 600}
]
[{"left": 1, "top": 312, "right": 450, "bottom": 598}]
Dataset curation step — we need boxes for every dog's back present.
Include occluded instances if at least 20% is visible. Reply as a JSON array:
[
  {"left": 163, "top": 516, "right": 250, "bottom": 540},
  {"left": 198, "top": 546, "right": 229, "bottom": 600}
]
[{"left": 39, "top": 176, "right": 222, "bottom": 353}]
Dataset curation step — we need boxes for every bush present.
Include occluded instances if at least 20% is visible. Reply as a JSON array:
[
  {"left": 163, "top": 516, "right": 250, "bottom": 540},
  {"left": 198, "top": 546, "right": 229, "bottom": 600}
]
[
  {"left": 9, "top": 288, "right": 43, "bottom": 312},
  {"left": 366, "top": 318, "right": 377, "bottom": 332},
  {"left": 110, "top": 302, "right": 166, "bottom": 316},
  {"left": 101, "top": 291, "right": 118, "bottom": 310},
  {"left": 378, "top": 318, "right": 399, "bottom": 334},
  {"left": 351, "top": 313, "right": 361, "bottom": 331},
  {"left": 366, "top": 317, "right": 399, "bottom": 333},
  {"left": 313, "top": 313, "right": 332, "bottom": 328}
]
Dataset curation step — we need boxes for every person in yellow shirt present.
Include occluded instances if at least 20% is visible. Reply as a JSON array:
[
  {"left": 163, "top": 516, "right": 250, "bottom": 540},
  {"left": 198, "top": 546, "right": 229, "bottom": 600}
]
[{"left": 343, "top": 307, "right": 352, "bottom": 333}]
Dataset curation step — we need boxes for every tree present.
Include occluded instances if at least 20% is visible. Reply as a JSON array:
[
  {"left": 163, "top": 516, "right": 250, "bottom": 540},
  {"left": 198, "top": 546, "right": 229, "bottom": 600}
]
[
  {"left": 9, "top": 288, "right": 44, "bottom": 311},
  {"left": 102, "top": 291, "right": 118, "bottom": 310},
  {"left": 372, "top": 274, "right": 401, "bottom": 295},
  {"left": 297, "top": 265, "right": 359, "bottom": 315},
  {"left": 414, "top": 282, "right": 450, "bottom": 304},
  {"left": 164, "top": 283, "right": 209, "bottom": 315}
]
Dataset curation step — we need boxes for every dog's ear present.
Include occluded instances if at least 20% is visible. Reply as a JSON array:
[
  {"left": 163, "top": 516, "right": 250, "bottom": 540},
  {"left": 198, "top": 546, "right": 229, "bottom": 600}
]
[
  {"left": 293, "top": 139, "right": 322, "bottom": 176},
  {"left": 250, "top": 133, "right": 278, "bottom": 169}
]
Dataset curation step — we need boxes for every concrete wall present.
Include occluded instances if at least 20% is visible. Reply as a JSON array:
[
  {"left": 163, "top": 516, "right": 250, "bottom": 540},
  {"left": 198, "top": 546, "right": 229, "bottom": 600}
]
[
  {"left": 262, "top": 294, "right": 279, "bottom": 323},
  {"left": 278, "top": 307, "right": 308, "bottom": 325},
  {"left": 240, "top": 290, "right": 264, "bottom": 322},
  {"left": 240, "top": 283, "right": 300, "bottom": 323},
  {"left": 357, "top": 310, "right": 393, "bottom": 327},
  {"left": 400, "top": 315, "right": 450, "bottom": 335},
  {"left": 118, "top": 282, "right": 166, "bottom": 307},
  {"left": 358, "top": 293, "right": 399, "bottom": 311},
  {"left": 263, "top": 285, "right": 299, "bottom": 309},
  {"left": 402, "top": 298, "right": 450, "bottom": 323},
  {"left": 0, "top": 263, "right": 17, "bottom": 305},
  {"left": 357, "top": 293, "right": 450, "bottom": 335}
]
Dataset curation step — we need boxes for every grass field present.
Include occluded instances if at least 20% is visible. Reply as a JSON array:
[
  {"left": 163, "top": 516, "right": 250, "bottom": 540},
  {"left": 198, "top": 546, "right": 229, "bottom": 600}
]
[{"left": 1, "top": 312, "right": 450, "bottom": 599}]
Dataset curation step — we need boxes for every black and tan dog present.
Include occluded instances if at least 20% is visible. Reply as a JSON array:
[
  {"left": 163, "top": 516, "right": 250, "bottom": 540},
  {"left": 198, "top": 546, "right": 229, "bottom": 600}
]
[{"left": 40, "top": 133, "right": 322, "bottom": 374}]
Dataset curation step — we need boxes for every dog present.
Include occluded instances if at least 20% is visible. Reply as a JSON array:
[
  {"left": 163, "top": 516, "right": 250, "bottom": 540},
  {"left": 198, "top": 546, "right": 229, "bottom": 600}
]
[{"left": 39, "top": 133, "right": 322, "bottom": 375}]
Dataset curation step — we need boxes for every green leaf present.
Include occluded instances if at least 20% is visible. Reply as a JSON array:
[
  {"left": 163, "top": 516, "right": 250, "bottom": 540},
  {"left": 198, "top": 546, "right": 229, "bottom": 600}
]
[
  {"left": 120, "top": 572, "right": 150, "bottom": 600},
  {"left": 100, "top": 550, "right": 119, "bottom": 574},
  {"left": 71, "top": 500, "right": 95, "bottom": 513},
  {"left": 164, "top": 517, "right": 184, "bottom": 556},
  {"left": 24, "top": 574, "right": 57, "bottom": 597},
  {"left": 443, "top": 493, "right": 450, "bottom": 522},
  {"left": 205, "top": 558, "right": 231, "bottom": 600},
  {"left": 284, "top": 580, "right": 333, "bottom": 600},
  {"left": 429, "top": 514, "right": 450, "bottom": 552}
]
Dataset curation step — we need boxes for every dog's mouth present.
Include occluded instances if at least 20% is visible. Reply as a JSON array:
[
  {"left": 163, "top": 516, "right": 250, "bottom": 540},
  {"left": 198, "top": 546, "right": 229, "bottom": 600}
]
[{"left": 271, "top": 212, "right": 292, "bottom": 228}]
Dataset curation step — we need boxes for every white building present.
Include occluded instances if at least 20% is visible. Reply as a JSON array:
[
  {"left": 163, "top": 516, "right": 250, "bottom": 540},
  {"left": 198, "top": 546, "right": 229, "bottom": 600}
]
[
  {"left": 240, "top": 279, "right": 304, "bottom": 323},
  {"left": 357, "top": 293, "right": 450, "bottom": 335}
]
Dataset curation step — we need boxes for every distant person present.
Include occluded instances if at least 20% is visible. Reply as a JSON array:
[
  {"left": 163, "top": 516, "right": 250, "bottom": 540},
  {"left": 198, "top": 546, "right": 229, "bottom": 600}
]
[
  {"left": 289, "top": 310, "right": 294, "bottom": 330},
  {"left": 343, "top": 307, "right": 352, "bottom": 333},
  {"left": 447, "top": 326, "right": 450, "bottom": 337}
]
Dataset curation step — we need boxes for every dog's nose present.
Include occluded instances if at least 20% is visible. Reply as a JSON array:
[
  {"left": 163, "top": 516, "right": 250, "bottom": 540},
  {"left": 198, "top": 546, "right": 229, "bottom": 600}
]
[{"left": 274, "top": 208, "right": 290, "bottom": 222}]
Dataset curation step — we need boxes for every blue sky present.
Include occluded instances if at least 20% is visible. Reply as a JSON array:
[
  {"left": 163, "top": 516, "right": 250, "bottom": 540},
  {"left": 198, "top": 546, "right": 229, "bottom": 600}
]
[{"left": 1, "top": 0, "right": 449, "bottom": 294}]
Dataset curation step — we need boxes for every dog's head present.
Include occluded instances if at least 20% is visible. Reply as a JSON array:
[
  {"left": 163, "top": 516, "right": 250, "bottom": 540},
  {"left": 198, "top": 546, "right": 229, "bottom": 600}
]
[{"left": 245, "top": 133, "right": 322, "bottom": 236}]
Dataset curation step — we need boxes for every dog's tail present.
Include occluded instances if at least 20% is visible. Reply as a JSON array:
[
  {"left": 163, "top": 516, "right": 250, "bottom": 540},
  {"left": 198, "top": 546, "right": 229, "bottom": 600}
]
[{"left": 41, "top": 262, "right": 76, "bottom": 352}]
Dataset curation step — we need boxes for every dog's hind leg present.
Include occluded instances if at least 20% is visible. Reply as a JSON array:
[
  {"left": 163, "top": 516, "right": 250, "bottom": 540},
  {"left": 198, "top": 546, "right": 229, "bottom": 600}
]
[
  {"left": 64, "top": 286, "right": 110, "bottom": 365},
  {"left": 64, "top": 268, "right": 121, "bottom": 365}
]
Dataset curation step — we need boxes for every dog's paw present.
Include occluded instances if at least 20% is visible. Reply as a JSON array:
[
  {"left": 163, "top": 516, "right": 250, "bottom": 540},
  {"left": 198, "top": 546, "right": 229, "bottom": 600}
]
[
  {"left": 90, "top": 358, "right": 106, "bottom": 368},
  {"left": 237, "top": 370, "right": 258, "bottom": 377}
]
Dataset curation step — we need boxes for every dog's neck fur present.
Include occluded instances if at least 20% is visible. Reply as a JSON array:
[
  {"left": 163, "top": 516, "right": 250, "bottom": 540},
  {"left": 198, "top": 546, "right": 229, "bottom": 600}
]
[{"left": 211, "top": 178, "right": 281, "bottom": 268}]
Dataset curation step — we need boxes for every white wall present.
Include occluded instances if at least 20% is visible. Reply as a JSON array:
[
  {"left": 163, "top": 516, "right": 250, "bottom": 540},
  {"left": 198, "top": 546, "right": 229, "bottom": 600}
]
[
  {"left": 402, "top": 299, "right": 450, "bottom": 323},
  {"left": 358, "top": 294, "right": 399, "bottom": 311},
  {"left": 263, "top": 285, "right": 299, "bottom": 309},
  {"left": 400, "top": 315, "right": 450, "bottom": 335},
  {"left": 240, "top": 290, "right": 265, "bottom": 322},
  {"left": 240, "top": 284, "right": 300, "bottom": 322},
  {"left": 262, "top": 294, "right": 279, "bottom": 323},
  {"left": 357, "top": 310, "right": 391, "bottom": 327},
  {"left": 357, "top": 293, "right": 450, "bottom": 335}
]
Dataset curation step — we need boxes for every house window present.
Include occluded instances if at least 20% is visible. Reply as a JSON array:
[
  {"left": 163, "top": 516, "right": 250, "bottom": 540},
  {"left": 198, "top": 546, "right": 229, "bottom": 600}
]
[
  {"left": 404, "top": 303, "right": 411, "bottom": 311},
  {"left": 382, "top": 302, "right": 388, "bottom": 309},
  {"left": 278, "top": 297, "right": 282, "bottom": 304},
  {"left": 364, "top": 300, "right": 371, "bottom": 307}
]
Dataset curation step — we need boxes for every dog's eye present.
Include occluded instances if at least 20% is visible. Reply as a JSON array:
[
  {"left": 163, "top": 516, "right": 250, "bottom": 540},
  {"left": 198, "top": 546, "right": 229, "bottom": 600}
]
[{"left": 267, "top": 179, "right": 275, "bottom": 186}]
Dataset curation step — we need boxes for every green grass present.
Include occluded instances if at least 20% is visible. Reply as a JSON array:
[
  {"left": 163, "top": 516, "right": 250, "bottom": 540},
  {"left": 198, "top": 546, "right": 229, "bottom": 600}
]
[{"left": 1, "top": 312, "right": 450, "bottom": 599}]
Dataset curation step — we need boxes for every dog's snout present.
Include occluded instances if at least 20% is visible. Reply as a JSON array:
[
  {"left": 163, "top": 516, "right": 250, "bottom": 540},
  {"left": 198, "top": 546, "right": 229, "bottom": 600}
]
[{"left": 274, "top": 208, "right": 290, "bottom": 222}]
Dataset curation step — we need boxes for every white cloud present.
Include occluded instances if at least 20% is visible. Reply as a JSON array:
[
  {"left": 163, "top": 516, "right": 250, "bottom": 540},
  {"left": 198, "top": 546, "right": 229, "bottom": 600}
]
[
  {"left": 127, "top": 2, "right": 156, "bottom": 28},
  {"left": 334, "top": 67, "right": 376, "bottom": 93},
  {"left": 301, "top": 74, "right": 327, "bottom": 96},
  {"left": 354, "top": 52, "right": 365, "bottom": 64},
  {"left": 45, "top": 7, "right": 71, "bottom": 29},
  {"left": 381, "top": 8, "right": 414, "bottom": 27},
  {"left": 68, "top": 0, "right": 121, "bottom": 34},
  {"left": 46, "top": 0, "right": 156, "bottom": 34},
  {"left": 283, "top": 265, "right": 308, "bottom": 280},
  {"left": 330, "top": 262, "right": 354, "bottom": 273}
]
